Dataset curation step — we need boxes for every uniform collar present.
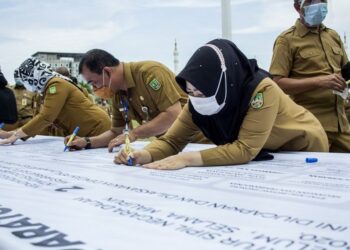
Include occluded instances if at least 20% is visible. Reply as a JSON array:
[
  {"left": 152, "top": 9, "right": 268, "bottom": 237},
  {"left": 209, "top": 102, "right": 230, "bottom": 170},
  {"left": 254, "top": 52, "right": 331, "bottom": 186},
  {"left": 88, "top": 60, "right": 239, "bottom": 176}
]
[
  {"left": 122, "top": 62, "right": 136, "bottom": 89},
  {"left": 295, "top": 19, "right": 326, "bottom": 37}
]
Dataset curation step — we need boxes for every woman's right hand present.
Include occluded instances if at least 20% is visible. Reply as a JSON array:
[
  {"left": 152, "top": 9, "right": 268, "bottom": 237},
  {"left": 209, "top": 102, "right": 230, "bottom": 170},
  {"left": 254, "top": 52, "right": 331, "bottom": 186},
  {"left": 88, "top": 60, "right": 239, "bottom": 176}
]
[
  {"left": 114, "top": 149, "right": 152, "bottom": 166},
  {"left": 63, "top": 136, "right": 87, "bottom": 150}
]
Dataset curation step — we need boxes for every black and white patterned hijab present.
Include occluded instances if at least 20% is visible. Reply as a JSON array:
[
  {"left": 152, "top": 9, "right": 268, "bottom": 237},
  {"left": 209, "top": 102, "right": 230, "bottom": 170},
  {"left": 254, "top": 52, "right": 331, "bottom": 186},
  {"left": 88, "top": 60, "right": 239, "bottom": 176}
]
[{"left": 14, "top": 57, "right": 70, "bottom": 93}]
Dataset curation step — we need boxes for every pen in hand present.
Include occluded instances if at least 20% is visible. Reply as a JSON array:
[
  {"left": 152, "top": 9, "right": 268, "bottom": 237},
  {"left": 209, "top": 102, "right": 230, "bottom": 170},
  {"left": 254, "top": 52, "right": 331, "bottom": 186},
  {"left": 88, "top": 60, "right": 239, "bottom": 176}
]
[
  {"left": 123, "top": 124, "right": 134, "bottom": 166},
  {"left": 64, "top": 126, "right": 80, "bottom": 152}
]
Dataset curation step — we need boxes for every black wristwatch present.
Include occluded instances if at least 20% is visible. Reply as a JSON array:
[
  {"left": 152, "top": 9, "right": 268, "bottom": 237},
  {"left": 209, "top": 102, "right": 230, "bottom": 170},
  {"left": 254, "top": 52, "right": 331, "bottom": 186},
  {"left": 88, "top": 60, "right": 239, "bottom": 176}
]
[{"left": 84, "top": 137, "right": 92, "bottom": 149}]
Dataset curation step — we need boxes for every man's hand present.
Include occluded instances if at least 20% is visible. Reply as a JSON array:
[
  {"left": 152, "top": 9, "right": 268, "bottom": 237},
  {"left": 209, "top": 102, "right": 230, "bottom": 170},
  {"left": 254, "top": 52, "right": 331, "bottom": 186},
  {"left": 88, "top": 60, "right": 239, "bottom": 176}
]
[
  {"left": 114, "top": 149, "right": 152, "bottom": 166},
  {"left": 63, "top": 136, "right": 87, "bottom": 151},
  {"left": 317, "top": 74, "right": 347, "bottom": 92},
  {"left": 108, "top": 131, "right": 137, "bottom": 152}
]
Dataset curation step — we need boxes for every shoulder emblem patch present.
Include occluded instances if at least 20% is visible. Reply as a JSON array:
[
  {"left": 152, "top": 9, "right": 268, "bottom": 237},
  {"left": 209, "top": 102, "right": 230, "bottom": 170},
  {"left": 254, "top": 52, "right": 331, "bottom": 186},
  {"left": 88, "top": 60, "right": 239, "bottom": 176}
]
[
  {"left": 251, "top": 92, "right": 264, "bottom": 109},
  {"left": 149, "top": 78, "right": 161, "bottom": 91},
  {"left": 49, "top": 86, "right": 57, "bottom": 94}
]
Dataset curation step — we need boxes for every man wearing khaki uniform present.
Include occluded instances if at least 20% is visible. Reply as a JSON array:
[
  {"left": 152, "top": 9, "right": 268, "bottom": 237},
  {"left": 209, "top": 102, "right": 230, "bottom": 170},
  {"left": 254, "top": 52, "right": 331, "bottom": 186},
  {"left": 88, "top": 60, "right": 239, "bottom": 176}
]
[
  {"left": 67, "top": 49, "right": 204, "bottom": 151},
  {"left": 270, "top": 0, "right": 350, "bottom": 152}
]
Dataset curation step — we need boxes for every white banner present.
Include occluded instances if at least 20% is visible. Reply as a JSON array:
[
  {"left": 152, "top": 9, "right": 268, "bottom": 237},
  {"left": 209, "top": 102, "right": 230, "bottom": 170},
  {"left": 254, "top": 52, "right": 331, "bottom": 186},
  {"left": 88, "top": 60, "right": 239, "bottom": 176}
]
[{"left": 0, "top": 136, "right": 349, "bottom": 250}]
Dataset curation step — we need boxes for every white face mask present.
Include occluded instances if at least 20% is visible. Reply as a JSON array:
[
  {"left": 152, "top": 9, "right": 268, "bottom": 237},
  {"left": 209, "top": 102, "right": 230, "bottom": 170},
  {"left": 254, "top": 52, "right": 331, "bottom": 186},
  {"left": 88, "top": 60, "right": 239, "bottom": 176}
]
[
  {"left": 303, "top": 2, "right": 328, "bottom": 27},
  {"left": 189, "top": 44, "right": 228, "bottom": 116}
]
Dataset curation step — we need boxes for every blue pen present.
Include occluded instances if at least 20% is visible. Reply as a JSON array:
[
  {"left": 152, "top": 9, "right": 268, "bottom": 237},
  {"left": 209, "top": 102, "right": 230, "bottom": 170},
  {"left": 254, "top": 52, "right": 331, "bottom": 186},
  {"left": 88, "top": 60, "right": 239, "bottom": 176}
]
[
  {"left": 0, "top": 123, "right": 4, "bottom": 129},
  {"left": 305, "top": 157, "right": 318, "bottom": 163},
  {"left": 64, "top": 126, "right": 80, "bottom": 152}
]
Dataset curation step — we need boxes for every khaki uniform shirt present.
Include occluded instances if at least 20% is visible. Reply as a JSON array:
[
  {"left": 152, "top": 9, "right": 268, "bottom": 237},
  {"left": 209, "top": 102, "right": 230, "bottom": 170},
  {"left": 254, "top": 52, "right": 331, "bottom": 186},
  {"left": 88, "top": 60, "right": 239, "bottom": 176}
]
[
  {"left": 111, "top": 61, "right": 187, "bottom": 129},
  {"left": 10, "top": 86, "right": 35, "bottom": 120},
  {"left": 145, "top": 78, "right": 328, "bottom": 166},
  {"left": 270, "top": 19, "right": 349, "bottom": 133},
  {"left": 22, "top": 77, "right": 111, "bottom": 137}
]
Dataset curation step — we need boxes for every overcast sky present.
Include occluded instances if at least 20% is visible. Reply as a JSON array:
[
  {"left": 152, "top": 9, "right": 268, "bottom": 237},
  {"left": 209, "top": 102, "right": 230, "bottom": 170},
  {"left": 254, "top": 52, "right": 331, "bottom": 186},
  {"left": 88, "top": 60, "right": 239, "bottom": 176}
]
[{"left": 0, "top": 0, "right": 349, "bottom": 81}]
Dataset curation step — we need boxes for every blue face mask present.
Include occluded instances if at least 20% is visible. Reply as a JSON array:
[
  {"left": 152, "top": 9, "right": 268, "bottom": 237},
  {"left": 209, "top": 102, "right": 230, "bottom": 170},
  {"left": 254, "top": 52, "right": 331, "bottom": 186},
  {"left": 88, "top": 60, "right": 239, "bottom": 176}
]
[{"left": 303, "top": 3, "right": 328, "bottom": 27}]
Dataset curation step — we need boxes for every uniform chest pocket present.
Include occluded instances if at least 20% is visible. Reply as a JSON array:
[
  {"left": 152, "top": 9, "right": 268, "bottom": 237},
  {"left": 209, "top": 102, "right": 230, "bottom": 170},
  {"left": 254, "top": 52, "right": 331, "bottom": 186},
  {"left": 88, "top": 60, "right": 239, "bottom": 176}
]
[
  {"left": 327, "top": 46, "right": 344, "bottom": 73},
  {"left": 299, "top": 49, "right": 321, "bottom": 59},
  {"left": 296, "top": 49, "right": 325, "bottom": 73}
]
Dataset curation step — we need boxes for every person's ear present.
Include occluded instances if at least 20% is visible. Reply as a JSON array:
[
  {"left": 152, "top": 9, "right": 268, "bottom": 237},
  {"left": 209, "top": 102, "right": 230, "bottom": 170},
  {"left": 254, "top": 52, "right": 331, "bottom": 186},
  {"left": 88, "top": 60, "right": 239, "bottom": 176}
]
[
  {"left": 106, "top": 67, "right": 113, "bottom": 74},
  {"left": 102, "top": 67, "right": 112, "bottom": 78}
]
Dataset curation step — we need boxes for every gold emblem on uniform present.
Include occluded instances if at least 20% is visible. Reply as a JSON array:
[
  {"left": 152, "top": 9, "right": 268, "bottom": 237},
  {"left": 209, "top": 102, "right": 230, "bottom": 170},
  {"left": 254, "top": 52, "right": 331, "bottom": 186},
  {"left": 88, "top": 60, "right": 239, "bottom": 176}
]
[{"left": 251, "top": 92, "right": 264, "bottom": 109}]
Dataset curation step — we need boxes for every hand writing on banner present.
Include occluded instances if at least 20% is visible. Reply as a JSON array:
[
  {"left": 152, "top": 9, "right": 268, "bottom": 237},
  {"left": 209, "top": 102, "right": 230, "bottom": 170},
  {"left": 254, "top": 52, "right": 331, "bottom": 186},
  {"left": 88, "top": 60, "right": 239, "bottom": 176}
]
[
  {"left": 115, "top": 150, "right": 203, "bottom": 170},
  {"left": 63, "top": 136, "right": 86, "bottom": 150},
  {"left": 108, "top": 131, "right": 137, "bottom": 153},
  {"left": 114, "top": 149, "right": 151, "bottom": 166}
]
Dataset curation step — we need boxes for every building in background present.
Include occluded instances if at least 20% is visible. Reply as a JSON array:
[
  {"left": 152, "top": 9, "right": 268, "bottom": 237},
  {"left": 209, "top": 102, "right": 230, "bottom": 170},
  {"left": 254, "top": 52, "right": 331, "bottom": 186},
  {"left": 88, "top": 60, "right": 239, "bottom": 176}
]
[{"left": 32, "top": 52, "right": 84, "bottom": 81}]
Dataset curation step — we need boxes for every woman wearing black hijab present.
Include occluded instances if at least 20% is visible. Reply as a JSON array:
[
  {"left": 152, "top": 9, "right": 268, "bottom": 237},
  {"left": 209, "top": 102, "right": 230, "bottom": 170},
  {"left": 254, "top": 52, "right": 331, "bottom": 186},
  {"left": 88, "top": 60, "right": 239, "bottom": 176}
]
[
  {"left": 116, "top": 39, "right": 328, "bottom": 169},
  {"left": 0, "top": 69, "right": 17, "bottom": 125}
]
